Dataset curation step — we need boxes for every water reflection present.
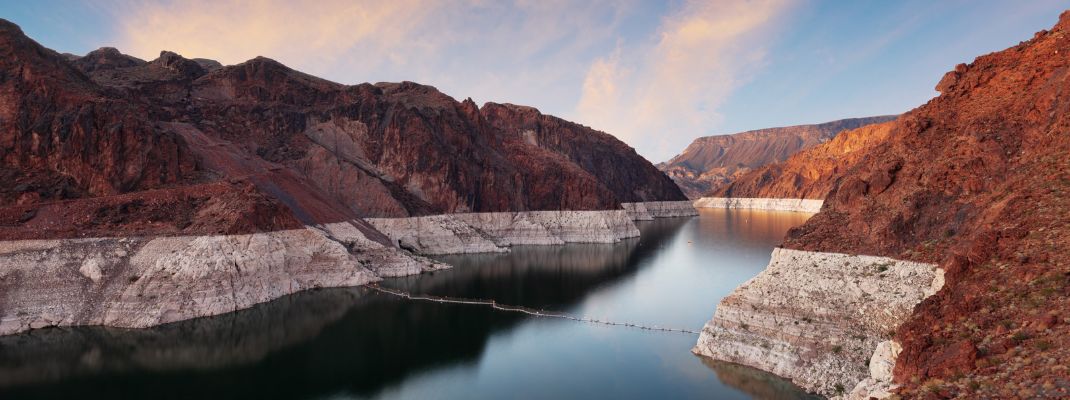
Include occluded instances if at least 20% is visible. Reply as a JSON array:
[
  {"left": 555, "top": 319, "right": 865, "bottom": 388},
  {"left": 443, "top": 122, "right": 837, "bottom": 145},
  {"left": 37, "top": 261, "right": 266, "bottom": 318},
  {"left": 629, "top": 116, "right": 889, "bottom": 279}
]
[
  {"left": 0, "top": 209, "right": 815, "bottom": 400},
  {"left": 398, "top": 216, "right": 690, "bottom": 307},
  {"left": 700, "top": 359, "right": 822, "bottom": 400}
]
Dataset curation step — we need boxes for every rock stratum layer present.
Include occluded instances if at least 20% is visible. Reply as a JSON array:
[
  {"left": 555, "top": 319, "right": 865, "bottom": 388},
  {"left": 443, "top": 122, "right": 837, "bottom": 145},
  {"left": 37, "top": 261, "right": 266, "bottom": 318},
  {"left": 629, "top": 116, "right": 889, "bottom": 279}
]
[
  {"left": 693, "top": 248, "right": 943, "bottom": 398},
  {"left": 0, "top": 18, "right": 692, "bottom": 336},
  {"left": 0, "top": 226, "right": 445, "bottom": 336},
  {"left": 698, "top": 10, "right": 1070, "bottom": 399},
  {"left": 692, "top": 197, "right": 823, "bottom": 213},
  {"left": 658, "top": 116, "right": 895, "bottom": 198}
]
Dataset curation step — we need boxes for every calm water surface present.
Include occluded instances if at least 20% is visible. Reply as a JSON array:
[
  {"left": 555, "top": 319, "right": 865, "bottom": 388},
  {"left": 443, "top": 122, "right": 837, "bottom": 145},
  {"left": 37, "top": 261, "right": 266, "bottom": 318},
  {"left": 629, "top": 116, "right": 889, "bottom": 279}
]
[{"left": 0, "top": 209, "right": 818, "bottom": 399}]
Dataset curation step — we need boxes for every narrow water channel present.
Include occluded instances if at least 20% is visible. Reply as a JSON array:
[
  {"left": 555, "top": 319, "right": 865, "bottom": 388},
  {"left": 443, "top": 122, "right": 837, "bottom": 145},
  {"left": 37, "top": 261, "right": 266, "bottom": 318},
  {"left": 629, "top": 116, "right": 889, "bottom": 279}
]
[{"left": 0, "top": 209, "right": 819, "bottom": 399}]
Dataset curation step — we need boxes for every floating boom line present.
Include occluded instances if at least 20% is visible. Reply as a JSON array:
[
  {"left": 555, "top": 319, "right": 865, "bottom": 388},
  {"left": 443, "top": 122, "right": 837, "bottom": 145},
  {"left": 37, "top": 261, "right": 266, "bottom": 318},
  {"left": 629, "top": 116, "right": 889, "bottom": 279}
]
[{"left": 367, "top": 284, "right": 699, "bottom": 335}]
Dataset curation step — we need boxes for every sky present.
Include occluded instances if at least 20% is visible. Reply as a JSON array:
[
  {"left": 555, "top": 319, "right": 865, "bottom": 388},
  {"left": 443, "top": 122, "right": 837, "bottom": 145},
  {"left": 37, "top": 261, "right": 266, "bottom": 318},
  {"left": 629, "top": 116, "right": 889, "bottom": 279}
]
[{"left": 1, "top": 0, "right": 1067, "bottom": 162}]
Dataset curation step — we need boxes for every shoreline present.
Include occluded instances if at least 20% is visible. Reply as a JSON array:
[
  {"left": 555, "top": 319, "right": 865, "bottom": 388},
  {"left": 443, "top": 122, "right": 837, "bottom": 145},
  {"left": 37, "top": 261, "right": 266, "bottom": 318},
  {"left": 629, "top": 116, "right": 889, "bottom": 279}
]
[
  {"left": 692, "top": 248, "right": 944, "bottom": 398},
  {"left": 0, "top": 201, "right": 696, "bottom": 336},
  {"left": 693, "top": 197, "right": 823, "bottom": 213},
  {"left": 368, "top": 201, "right": 697, "bottom": 255}
]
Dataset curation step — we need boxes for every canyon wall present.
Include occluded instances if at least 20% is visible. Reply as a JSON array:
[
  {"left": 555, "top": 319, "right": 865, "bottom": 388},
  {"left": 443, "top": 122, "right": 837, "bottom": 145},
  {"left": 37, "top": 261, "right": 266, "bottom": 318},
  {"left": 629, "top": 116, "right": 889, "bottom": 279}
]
[
  {"left": 658, "top": 116, "right": 895, "bottom": 198},
  {"left": 711, "top": 121, "right": 897, "bottom": 200},
  {"left": 697, "top": 11, "right": 1070, "bottom": 397},
  {"left": 0, "top": 18, "right": 697, "bottom": 337},
  {"left": 693, "top": 248, "right": 943, "bottom": 397}
]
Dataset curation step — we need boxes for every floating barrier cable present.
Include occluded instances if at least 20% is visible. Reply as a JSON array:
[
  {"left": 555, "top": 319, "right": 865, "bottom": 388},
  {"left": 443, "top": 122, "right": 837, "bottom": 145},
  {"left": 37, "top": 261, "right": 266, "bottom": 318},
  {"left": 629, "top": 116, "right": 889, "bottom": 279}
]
[{"left": 367, "top": 284, "right": 700, "bottom": 335}]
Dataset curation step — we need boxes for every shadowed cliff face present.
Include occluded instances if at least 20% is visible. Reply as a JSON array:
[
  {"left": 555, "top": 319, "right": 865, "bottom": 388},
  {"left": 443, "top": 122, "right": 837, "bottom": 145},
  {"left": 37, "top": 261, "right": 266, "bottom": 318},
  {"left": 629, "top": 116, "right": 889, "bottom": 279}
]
[
  {"left": 765, "top": 11, "right": 1070, "bottom": 398},
  {"left": 0, "top": 17, "right": 685, "bottom": 241},
  {"left": 658, "top": 116, "right": 895, "bottom": 198}
]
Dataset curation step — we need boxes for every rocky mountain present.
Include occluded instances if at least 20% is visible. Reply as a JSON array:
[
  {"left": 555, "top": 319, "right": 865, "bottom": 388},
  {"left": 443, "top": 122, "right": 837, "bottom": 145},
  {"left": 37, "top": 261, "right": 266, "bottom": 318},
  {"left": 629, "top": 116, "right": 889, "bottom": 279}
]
[
  {"left": 658, "top": 116, "right": 895, "bottom": 198},
  {"left": 0, "top": 18, "right": 694, "bottom": 337},
  {"left": 0, "top": 17, "right": 685, "bottom": 241},
  {"left": 772, "top": 11, "right": 1070, "bottom": 397},
  {"left": 712, "top": 120, "right": 896, "bottom": 200}
]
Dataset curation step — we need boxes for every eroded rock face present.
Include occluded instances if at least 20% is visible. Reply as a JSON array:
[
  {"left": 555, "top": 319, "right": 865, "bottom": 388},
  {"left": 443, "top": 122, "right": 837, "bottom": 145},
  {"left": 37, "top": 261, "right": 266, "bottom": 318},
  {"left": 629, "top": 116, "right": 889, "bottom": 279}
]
[
  {"left": 658, "top": 116, "right": 896, "bottom": 198},
  {"left": 692, "top": 248, "right": 943, "bottom": 397},
  {"left": 693, "top": 11, "right": 1070, "bottom": 396},
  {"left": 773, "top": 11, "right": 1070, "bottom": 395},
  {"left": 0, "top": 227, "right": 444, "bottom": 336},
  {"left": 1, "top": 16, "right": 685, "bottom": 235},
  {"left": 0, "top": 16, "right": 692, "bottom": 337},
  {"left": 842, "top": 340, "right": 902, "bottom": 400}
]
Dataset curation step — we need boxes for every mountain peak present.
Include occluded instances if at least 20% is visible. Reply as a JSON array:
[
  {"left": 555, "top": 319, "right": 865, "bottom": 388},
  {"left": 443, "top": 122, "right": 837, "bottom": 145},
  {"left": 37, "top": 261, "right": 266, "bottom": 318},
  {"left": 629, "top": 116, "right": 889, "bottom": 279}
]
[
  {"left": 150, "top": 50, "right": 207, "bottom": 80},
  {"left": 72, "top": 46, "right": 146, "bottom": 73}
]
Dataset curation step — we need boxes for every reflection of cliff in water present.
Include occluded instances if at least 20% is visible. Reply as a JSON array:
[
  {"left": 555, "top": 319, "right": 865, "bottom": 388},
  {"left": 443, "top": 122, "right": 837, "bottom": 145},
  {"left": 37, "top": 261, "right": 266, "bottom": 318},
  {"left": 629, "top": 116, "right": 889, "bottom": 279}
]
[
  {"left": 0, "top": 218, "right": 691, "bottom": 400},
  {"left": 700, "top": 358, "right": 821, "bottom": 400}
]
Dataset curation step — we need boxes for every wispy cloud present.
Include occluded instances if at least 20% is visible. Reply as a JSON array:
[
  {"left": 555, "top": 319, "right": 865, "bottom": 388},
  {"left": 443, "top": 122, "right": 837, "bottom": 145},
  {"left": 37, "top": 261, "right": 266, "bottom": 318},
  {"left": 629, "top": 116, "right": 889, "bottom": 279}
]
[
  {"left": 111, "top": 0, "right": 440, "bottom": 73},
  {"left": 108, "top": 0, "right": 634, "bottom": 109},
  {"left": 574, "top": 0, "right": 794, "bottom": 161},
  {"left": 104, "top": 0, "right": 790, "bottom": 162}
]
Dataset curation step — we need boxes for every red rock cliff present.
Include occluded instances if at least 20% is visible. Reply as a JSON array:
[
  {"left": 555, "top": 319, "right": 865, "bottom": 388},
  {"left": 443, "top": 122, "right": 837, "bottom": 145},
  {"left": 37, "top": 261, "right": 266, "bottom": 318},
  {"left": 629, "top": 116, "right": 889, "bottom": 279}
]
[
  {"left": 659, "top": 116, "right": 895, "bottom": 198},
  {"left": 0, "top": 18, "right": 685, "bottom": 241},
  {"left": 777, "top": 11, "right": 1070, "bottom": 397},
  {"left": 712, "top": 121, "right": 896, "bottom": 200}
]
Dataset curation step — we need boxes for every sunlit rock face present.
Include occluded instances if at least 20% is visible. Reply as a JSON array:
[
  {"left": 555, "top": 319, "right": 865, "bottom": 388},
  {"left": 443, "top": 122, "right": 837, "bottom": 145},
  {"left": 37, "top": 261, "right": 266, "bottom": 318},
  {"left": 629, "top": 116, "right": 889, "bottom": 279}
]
[
  {"left": 693, "top": 248, "right": 943, "bottom": 397},
  {"left": 658, "top": 116, "right": 896, "bottom": 199},
  {"left": 709, "top": 121, "right": 897, "bottom": 201}
]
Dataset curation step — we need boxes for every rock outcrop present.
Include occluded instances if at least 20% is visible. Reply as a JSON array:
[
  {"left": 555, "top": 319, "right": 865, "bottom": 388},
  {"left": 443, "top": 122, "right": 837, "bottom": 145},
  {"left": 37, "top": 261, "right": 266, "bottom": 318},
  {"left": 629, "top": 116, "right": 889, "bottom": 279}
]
[
  {"left": 693, "top": 248, "right": 943, "bottom": 397},
  {"left": 697, "top": 10, "right": 1070, "bottom": 398},
  {"left": 692, "top": 197, "right": 823, "bottom": 213},
  {"left": 659, "top": 116, "right": 895, "bottom": 198}
]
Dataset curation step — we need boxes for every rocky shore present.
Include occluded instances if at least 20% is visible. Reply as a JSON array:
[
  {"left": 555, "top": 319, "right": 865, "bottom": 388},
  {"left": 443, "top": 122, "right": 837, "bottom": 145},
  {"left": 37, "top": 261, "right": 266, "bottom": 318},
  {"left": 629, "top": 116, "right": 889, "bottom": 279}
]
[
  {"left": 693, "top": 197, "right": 823, "bottom": 213},
  {"left": 369, "top": 202, "right": 697, "bottom": 255},
  {"left": 0, "top": 225, "right": 447, "bottom": 336},
  {"left": 692, "top": 248, "right": 943, "bottom": 398},
  {"left": 620, "top": 201, "right": 699, "bottom": 220}
]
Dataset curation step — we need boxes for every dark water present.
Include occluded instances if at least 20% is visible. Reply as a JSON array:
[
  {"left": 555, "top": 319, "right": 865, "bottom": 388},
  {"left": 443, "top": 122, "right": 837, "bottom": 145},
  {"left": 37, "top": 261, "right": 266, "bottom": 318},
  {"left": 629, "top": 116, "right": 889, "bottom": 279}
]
[{"left": 0, "top": 209, "right": 820, "bottom": 399}]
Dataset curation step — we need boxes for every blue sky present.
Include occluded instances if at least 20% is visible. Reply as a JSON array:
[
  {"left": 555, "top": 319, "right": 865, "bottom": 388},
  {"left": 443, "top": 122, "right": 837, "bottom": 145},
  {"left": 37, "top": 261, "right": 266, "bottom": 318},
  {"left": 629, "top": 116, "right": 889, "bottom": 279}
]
[{"left": 1, "top": 0, "right": 1066, "bottom": 161}]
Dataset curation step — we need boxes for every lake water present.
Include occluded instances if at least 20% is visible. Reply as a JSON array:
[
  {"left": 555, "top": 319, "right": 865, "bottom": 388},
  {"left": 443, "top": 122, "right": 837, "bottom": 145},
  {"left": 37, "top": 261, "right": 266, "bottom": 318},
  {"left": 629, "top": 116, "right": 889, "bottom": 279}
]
[{"left": 0, "top": 209, "right": 819, "bottom": 399}]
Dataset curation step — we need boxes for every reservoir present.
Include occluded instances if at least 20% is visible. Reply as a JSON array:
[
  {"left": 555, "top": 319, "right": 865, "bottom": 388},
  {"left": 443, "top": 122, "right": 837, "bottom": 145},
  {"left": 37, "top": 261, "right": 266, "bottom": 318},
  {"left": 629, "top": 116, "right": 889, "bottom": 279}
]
[{"left": 0, "top": 209, "right": 819, "bottom": 399}]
